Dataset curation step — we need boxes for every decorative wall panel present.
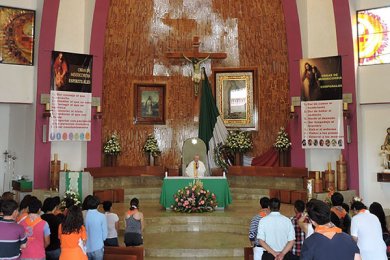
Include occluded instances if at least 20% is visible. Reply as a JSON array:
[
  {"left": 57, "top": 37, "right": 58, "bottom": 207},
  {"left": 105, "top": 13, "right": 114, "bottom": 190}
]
[{"left": 103, "top": 0, "right": 289, "bottom": 169}]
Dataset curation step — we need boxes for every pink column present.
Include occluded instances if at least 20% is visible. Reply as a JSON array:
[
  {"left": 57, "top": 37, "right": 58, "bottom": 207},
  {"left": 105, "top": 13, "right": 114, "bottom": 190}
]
[
  {"left": 87, "top": 0, "right": 111, "bottom": 167},
  {"left": 282, "top": 0, "right": 305, "bottom": 167},
  {"left": 332, "top": 0, "right": 359, "bottom": 191},
  {"left": 33, "top": 0, "right": 60, "bottom": 188}
]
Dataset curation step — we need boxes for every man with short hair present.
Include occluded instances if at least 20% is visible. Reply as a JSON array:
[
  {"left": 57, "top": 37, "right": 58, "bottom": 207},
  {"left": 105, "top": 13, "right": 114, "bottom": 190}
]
[
  {"left": 249, "top": 197, "right": 270, "bottom": 260},
  {"left": 257, "top": 198, "right": 295, "bottom": 260},
  {"left": 0, "top": 199, "right": 27, "bottom": 259},
  {"left": 330, "top": 192, "right": 351, "bottom": 233},
  {"left": 85, "top": 195, "right": 108, "bottom": 260},
  {"left": 290, "top": 200, "right": 307, "bottom": 259}
]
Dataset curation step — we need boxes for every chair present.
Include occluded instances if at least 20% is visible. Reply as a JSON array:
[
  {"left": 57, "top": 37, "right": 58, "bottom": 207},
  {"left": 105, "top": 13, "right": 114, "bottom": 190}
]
[{"left": 182, "top": 137, "right": 209, "bottom": 176}]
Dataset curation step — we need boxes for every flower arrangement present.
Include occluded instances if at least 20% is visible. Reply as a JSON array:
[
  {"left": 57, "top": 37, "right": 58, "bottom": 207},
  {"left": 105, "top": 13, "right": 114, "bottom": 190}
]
[
  {"left": 103, "top": 133, "right": 121, "bottom": 155},
  {"left": 171, "top": 179, "right": 217, "bottom": 213},
  {"left": 61, "top": 190, "right": 81, "bottom": 208},
  {"left": 350, "top": 196, "right": 363, "bottom": 204},
  {"left": 225, "top": 130, "right": 253, "bottom": 153},
  {"left": 324, "top": 187, "right": 335, "bottom": 206},
  {"left": 214, "top": 143, "right": 231, "bottom": 172},
  {"left": 273, "top": 127, "right": 291, "bottom": 151},
  {"left": 143, "top": 134, "right": 161, "bottom": 157}
]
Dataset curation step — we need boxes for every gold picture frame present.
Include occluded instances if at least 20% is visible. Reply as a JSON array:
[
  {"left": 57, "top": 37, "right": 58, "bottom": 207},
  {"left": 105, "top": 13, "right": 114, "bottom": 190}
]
[{"left": 214, "top": 67, "right": 257, "bottom": 130}]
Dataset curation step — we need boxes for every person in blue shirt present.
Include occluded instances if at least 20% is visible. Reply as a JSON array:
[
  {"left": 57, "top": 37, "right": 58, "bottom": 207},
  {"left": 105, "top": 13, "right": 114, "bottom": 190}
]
[{"left": 85, "top": 196, "right": 107, "bottom": 260}]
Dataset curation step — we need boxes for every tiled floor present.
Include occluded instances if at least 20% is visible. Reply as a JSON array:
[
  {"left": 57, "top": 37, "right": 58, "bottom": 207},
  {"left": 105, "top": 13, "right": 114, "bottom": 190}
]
[{"left": 110, "top": 199, "right": 295, "bottom": 259}]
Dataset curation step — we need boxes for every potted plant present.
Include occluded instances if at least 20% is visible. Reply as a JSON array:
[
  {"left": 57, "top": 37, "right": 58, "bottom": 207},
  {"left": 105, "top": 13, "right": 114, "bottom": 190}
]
[
  {"left": 143, "top": 134, "right": 161, "bottom": 166},
  {"left": 273, "top": 127, "right": 292, "bottom": 167},
  {"left": 225, "top": 130, "right": 253, "bottom": 165},
  {"left": 103, "top": 133, "right": 121, "bottom": 166}
]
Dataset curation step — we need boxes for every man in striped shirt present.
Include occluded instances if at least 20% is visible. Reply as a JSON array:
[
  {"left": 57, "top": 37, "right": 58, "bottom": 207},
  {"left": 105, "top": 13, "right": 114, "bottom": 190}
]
[
  {"left": 249, "top": 197, "right": 270, "bottom": 260},
  {"left": 290, "top": 200, "right": 307, "bottom": 259},
  {"left": 0, "top": 200, "right": 27, "bottom": 259}
]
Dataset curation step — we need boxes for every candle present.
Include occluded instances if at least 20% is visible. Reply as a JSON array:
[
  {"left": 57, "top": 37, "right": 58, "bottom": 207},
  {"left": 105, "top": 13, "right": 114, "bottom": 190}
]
[
  {"left": 97, "top": 105, "right": 101, "bottom": 113},
  {"left": 64, "top": 163, "right": 68, "bottom": 171},
  {"left": 315, "top": 171, "right": 320, "bottom": 180},
  {"left": 343, "top": 102, "right": 348, "bottom": 111},
  {"left": 54, "top": 153, "right": 58, "bottom": 162},
  {"left": 45, "top": 103, "right": 51, "bottom": 111},
  {"left": 290, "top": 105, "right": 295, "bottom": 113},
  {"left": 327, "top": 162, "right": 332, "bottom": 172}
]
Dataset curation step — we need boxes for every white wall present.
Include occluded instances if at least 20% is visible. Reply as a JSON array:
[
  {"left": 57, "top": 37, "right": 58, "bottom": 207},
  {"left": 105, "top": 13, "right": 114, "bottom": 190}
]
[
  {"left": 296, "top": 0, "right": 342, "bottom": 173},
  {"left": 51, "top": 0, "right": 95, "bottom": 171},
  {"left": 351, "top": 0, "right": 390, "bottom": 208}
]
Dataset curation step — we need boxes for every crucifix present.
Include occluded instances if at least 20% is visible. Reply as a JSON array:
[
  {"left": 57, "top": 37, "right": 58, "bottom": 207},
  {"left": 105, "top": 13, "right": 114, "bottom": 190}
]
[{"left": 166, "top": 36, "right": 227, "bottom": 96}]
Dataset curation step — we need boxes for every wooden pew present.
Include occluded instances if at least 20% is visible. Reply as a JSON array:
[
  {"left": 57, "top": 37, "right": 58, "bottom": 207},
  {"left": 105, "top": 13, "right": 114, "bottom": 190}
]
[{"left": 104, "top": 246, "right": 144, "bottom": 260}]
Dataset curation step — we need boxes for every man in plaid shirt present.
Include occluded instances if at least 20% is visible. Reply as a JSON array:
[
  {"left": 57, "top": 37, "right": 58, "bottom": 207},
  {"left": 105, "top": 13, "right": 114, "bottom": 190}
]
[
  {"left": 248, "top": 197, "right": 270, "bottom": 260},
  {"left": 290, "top": 200, "right": 307, "bottom": 259}
]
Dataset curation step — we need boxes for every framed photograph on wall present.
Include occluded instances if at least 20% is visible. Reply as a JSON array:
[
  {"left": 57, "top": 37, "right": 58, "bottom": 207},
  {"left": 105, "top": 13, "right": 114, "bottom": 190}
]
[
  {"left": 214, "top": 67, "right": 257, "bottom": 130},
  {"left": 0, "top": 6, "right": 35, "bottom": 65},
  {"left": 134, "top": 82, "right": 166, "bottom": 125}
]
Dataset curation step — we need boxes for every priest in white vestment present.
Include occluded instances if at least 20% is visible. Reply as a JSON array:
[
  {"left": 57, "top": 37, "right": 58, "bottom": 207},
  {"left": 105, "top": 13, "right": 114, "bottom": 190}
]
[{"left": 185, "top": 155, "right": 206, "bottom": 177}]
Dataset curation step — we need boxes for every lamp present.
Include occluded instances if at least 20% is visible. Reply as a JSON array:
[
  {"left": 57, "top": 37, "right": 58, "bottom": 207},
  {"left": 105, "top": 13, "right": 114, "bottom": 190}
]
[
  {"left": 94, "top": 105, "right": 102, "bottom": 119},
  {"left": 343, "top": 102, "right": 351, "bottom": 119},
  {"left": 289, "top": 105, "right": 298, "bottom": 119},
  {"left": 43, "top": 102, "right": 51, "bottom": 118}
]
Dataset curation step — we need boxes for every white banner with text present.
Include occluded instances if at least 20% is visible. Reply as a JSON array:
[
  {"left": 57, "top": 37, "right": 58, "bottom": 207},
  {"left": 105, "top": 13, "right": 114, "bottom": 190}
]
[
  {"left": 49, "top": 91, "right": 91, "bottom": 142},
  {"left": 301, "top": 100, "right": 344, "bottom": 149}
]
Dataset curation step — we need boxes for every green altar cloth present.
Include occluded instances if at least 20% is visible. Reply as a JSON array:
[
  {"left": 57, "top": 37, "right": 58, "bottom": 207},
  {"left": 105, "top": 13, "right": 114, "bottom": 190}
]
[{"left": 159, "top": 177, "right": 232, "bottom": 209}]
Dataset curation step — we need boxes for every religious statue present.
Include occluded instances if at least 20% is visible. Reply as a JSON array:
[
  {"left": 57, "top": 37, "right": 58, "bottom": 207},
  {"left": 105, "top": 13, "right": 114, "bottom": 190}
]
[
  {"left": 381, "top": 127, "right": 390, "bottom": 169},
  {"left": 183, "top": 54, "right": 209, "bottom": 96}
]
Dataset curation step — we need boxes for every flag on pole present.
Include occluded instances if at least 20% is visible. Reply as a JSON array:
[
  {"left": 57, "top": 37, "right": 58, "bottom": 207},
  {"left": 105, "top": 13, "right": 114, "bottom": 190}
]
[{"left": 198, "top": 69, "right": 228, "bottom": 169}]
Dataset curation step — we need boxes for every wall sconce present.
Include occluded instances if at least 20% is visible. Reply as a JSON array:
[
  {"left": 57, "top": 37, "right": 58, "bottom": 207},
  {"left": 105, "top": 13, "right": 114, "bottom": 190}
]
[
  {"left": 343, "top": 102, "right": 351, "bottom": 120},
  {"left": 289, "top": 105, "right": 298, "bottom": 119},
  {"left": 43, "top": 102, "right": 51, "bottom": 118},
  {"left": 94, "top": 105, "right": 102, "bottom": 119}
]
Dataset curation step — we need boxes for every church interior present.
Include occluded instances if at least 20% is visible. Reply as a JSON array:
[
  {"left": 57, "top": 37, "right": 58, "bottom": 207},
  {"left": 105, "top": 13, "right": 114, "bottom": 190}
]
[{"left": 1, "top": 0, "right": 390, "bottom": 259}]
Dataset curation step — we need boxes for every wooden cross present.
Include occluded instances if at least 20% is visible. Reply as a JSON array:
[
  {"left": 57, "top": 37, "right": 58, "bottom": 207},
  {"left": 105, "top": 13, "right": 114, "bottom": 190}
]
[
  {"left": 166, "top": 36, "right": 227, "bottom": 94},
  {"left": 166, "top": 36, "right": 227, "bottom": 121}
]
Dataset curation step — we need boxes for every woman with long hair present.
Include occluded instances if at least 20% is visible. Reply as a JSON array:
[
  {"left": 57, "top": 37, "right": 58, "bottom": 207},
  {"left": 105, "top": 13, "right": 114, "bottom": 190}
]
[
  {"left": 124, "top": 198, "right": 144, "bottom": 246},
  {"left": 369, "top": 202, "right": 390, "bottom": 257},
  {"left": 58, "top": 205, "right": 87, "bottom": 260}
]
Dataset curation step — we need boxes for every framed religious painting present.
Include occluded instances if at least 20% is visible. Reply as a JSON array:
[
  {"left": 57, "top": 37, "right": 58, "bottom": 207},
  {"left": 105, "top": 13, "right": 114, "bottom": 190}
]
[
  {"left": 0, "top": 6, "right": 35, "bottom": 65},
  {"left": 134, "top": 82, "right": 166, "bottom": 125},
  {"left": 214, "top": 67, "right": 258, "bottom": 130}
]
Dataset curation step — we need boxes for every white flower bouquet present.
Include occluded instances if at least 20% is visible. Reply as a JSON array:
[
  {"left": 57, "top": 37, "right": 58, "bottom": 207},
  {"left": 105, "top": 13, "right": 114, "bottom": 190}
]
[
  {"left": 103, "top": 133, "right": 121, "bottom": 155},
  {"left": 273, "top": 127, "right": 291, "bottom": 151},
  {"left": 143, "top": 134, "right": 161, "bottom": 157},
  {"left": 225, "top": 130, "right": 253, "bottom": 153}
]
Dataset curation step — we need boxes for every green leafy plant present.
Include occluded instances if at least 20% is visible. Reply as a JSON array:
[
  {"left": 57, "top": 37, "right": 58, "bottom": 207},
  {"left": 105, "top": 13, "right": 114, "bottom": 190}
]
[
  {"left": 171, "top": 179, "right": 217, "bottom": 213},
  {"left": 273, "top": 127, "right": 291, "bottom": 151},
  {"left": 143, "top": 134, "right": 161, "bottom": 157},
  {"left": 103, "top": 133, "right": 121, "bottom": 155},
  {"left": 225, "top": 130, "right": 253, "bottom": 153}
]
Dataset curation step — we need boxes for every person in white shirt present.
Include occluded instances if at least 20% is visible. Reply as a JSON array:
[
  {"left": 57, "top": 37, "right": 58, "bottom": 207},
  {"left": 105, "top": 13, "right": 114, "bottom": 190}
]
[
  {"left": 103, "top": 201, "right": 119, "bottom": 247},
  {"left": 185, "top": 154, "right": 206, "bottom": 177},
  {"left": 257, "top": 198, "right": 295, "bottom": 260},
  {"left": 350, "top": 201, "right": 387, "bottom": 260}
]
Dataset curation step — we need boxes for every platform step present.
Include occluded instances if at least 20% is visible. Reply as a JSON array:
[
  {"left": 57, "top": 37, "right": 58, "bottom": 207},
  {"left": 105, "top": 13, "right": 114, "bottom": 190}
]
[{"left": 144, "top": 232, "right": 246, "bottom": 258}]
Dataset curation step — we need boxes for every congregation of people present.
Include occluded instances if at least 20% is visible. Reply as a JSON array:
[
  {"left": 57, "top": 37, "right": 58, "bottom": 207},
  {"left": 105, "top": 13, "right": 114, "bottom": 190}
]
[
  {"left": 249, "top": 193, "right": 390, "bottom": 260},
  {"left": 0, "top": 192, "right": 144, "bottom": 260}
]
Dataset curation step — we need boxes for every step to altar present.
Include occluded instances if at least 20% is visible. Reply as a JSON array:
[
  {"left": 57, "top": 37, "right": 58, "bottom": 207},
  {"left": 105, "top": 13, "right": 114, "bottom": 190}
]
[{"left": 144, "top": 232, "right": 247, "bottom": 258}]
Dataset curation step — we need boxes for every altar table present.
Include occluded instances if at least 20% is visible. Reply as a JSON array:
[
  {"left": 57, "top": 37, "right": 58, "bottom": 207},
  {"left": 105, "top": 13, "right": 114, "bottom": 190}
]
[{"left": 159, "top": 176, "right": 232, "bottom": 209}]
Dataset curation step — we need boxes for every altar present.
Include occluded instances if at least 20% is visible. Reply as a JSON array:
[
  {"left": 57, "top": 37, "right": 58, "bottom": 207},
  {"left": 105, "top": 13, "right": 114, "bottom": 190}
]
[{"left": 159, "top": 176, "right": 232, "bottom": 210}]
